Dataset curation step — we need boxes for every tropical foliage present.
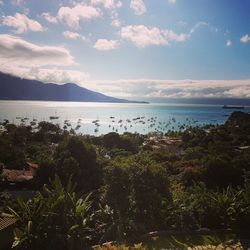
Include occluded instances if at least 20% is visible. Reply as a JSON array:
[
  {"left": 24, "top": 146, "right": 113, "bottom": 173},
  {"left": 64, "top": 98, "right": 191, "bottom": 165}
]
[
  {"left": 9, "top": 176, "right": 93, "bottom": 250},
  {"left": 1, "top": 111, "right": 250, "bottom": 249}
]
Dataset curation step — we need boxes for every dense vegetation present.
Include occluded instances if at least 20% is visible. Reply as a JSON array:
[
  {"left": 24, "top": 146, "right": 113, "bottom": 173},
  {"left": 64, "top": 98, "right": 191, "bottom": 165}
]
[{"left": 1, "top": 111, "right": 250, "bottom": 249}]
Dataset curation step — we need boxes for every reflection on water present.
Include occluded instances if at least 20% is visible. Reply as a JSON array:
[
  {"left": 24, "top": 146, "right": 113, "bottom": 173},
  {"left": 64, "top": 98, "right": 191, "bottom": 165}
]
[{"left": 0, "top": 101, "right": 249, "bottom": 135}]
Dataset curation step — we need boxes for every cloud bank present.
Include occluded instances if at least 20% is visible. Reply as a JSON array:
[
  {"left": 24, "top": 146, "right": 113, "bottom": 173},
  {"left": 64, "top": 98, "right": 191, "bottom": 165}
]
[
  {"left": 2, "top": 65, "right": 250, "bottom": 100},
  {"left": 88, "top": 79, "right": 250, "bottom": 99},
  {"left": 0, "top": 34, "right": 74, "bottom": 66}
]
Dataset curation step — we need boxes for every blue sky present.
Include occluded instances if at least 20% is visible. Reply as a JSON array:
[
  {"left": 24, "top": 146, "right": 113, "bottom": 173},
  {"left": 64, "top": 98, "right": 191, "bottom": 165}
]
[{"left": 0, "top": 0, "right": 250, "bottom": 99}]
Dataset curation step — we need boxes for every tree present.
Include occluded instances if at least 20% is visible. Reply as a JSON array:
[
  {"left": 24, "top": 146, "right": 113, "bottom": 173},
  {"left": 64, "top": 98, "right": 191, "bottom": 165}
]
[
  {"left": 35, "top": 158, "right": 56, "bottom": 187},
  {"left": 103, "top": 133, "right": 138, "bottom": 153},
  {"left": 0, "top": 162, "right": 3, "bottom": 186},
  {"left": 54, "top": 136, "right": 101, "bottom": 192},
  {"left": 103, "top": 154, "right": 172, "bottom": 238},
  {"left": 202, "top": 155, "right": 243, "bottom": 188},
  {"left": 0, "top": 142, "right": 26, "bottom": 169},
  {"left": 103, "top": 133, "right": 120, "bottom": 149}
]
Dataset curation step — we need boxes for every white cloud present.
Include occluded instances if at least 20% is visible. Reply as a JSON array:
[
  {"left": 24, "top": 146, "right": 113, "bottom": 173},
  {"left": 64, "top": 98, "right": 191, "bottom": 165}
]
[
  {"left": 93, "top": 39, "right": 119, "bottom": 51},
  {"left": 90, "top": 0, "right": 122, "bottom": 9},
  {"left": 0, "top": 66, "right": 89, "bottom": 85},
  {"left": 226, "top": 39, "right": 232, "bottom": 47},
  {"left": 87, "top": 79, "right": 250, "bottom": 99},
  {"left": 0, "top": 33, "right": 88, "bottom": 84},
  {"left": 120, "top": 25, "right": 190, "bottom": 48},
  {"left": 190, "top": 22, "right": 209, "bottom": 34},
  {"left": 28, "top": 68, "right": 89, "bottom": 84},
  {"left": 168, "top": 0, "right": 176, "bottom": 4},
  {"left": 1, "top": 13, "right": 43, "bottom": 34},
  {"left": 63, "top": 31, "right": 86, "bottom": 41},
  {"left": 41, "top": 12, "right": 58, "bottom": 24},
  {"left": 2, "top": 61, "right": 250, "bottom": 99},
  {"left": 240, "top": 34, "right": 250, "bottom": 43},
  {"left": 130, "top": 0, "right": 146, "bottom": 15},
  {"left": 42, "top": 2, "right": 122, "bottom": 29},
  {"left": 57, "top": 4, "right": 102, "bottom": 29},
  {"left": 90, "top": 0, "right": 122, "bottom": 29},
  {"left": 111, "top": 19, "right": 121, "bottom": 27},
  {"left": 0, "top": 34, "right": 74, "bottom": 67},
  {"left": 189, "top": 21, "right": 220, "bottom": 36}
]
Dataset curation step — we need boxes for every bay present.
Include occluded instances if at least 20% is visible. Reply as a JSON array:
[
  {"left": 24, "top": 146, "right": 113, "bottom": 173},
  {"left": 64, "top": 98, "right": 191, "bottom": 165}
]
[{"left": 0, "top": 100, "right": 249, "bottom": 135}]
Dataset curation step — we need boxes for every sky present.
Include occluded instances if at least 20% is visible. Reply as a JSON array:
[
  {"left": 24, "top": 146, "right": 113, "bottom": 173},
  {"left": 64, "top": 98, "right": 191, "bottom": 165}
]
[{"left": 0, "top": 0, "right": 250, "bottom": 100}]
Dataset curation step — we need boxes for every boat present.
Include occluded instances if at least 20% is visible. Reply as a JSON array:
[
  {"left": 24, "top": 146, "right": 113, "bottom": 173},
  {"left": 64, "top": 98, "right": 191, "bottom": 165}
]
[
  {"left": 222, "top": 105, "right": 244, "bottom": 109},
  {"left": 50, "top": 112, "right": 59, "bottom": 119},
  {"left": 30, "top": 121, "right": 36, "bottom": 126},
  {"left": 75, "top": 124, "right": 81, "bottom": 130},
  {"left": 50, "top": 116, "right": 59, "bottom": 120}
]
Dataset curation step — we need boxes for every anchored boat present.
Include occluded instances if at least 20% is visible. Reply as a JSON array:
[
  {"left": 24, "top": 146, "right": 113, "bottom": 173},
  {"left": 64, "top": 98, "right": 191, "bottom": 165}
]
[{"left": 222, "top": 105, "right": 244, "bottom": 109}]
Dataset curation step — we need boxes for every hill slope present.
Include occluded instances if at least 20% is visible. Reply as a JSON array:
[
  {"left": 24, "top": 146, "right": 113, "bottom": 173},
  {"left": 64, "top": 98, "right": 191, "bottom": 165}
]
[{"left": 0, "top": 72, "right": 146, "bottom": 103}]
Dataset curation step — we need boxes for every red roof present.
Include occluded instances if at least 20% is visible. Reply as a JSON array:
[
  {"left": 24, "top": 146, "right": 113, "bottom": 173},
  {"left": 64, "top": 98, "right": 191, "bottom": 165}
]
[
  {"left": 2, "top": 169, "right": 34, "bottom": 182},
  {"left": 27, "top": 162, "right": 39, "bottom": 169},
  {"left": 0, "top": 217, "right": 16, "bottom": 231}
]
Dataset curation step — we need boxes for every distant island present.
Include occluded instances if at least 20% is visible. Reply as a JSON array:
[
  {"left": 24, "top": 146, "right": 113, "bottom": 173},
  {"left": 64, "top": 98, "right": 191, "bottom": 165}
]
[{"left": 0, "top": 72, "right": 148, "bottom": 104}]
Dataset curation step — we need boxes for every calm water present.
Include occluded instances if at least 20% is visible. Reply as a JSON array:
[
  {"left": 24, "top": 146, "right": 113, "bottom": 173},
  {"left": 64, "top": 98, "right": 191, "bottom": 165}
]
[{"left": 0, "top": 101, "right": 249, "bottom": 135}]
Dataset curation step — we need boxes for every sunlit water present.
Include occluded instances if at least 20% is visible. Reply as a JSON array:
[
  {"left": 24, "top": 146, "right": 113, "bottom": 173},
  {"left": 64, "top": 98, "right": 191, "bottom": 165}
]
[{"left": 0, "top": 101, "right": 249, "bottom": 135}]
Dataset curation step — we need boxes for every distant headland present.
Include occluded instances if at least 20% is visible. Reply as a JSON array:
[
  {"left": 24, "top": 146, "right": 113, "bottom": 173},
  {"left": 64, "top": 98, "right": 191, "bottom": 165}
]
[{"left": 0, "top": 72, "right": 148, "bottom": 104}]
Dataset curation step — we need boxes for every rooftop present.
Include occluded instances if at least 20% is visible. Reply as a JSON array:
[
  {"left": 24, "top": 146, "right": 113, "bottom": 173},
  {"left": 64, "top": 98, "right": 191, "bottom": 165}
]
[
  {"left": 0, "top": 217, "right": 16, "bottom": 231},
  {"left": 2, "top": 169, "right": 33, "bottom": 182}
]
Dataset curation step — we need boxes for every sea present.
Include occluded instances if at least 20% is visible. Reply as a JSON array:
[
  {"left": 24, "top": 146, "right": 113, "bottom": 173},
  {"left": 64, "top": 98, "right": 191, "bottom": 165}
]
[{"left": 0, "top": 100, "right": 249, "bottom": 135}]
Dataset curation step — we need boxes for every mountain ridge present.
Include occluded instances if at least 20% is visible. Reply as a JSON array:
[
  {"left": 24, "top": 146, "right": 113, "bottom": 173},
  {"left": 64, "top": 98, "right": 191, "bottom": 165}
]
[{"left": 0, "top": 72, "right": 148, "bottom": 104}]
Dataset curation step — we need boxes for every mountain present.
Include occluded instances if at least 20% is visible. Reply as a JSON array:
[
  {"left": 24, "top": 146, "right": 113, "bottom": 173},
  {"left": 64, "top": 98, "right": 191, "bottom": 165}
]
[{"left": 0, "top": 72, "right": 147, "bottom": 103}]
